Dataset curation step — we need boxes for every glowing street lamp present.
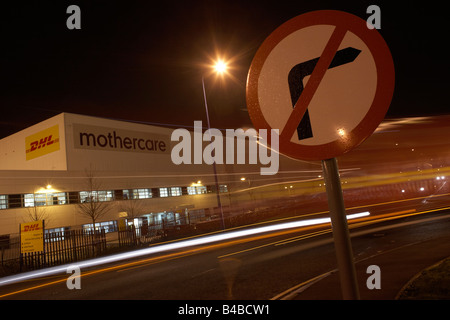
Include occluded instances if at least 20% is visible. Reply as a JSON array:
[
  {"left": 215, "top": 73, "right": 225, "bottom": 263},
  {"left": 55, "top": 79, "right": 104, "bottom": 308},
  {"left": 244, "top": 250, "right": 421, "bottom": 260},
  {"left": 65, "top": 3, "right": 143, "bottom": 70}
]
[
  {"left": 201, "top": 58, "right": 231, "bottom": 129},
  {"left": 201, "top": 57, "right": 231, "bottom": 230},
  {"left": 213, "top": 59, "right": 228, "bottom": 74},
  {"left": 240, "top": 177, "right": 251, "bottom": 190}
]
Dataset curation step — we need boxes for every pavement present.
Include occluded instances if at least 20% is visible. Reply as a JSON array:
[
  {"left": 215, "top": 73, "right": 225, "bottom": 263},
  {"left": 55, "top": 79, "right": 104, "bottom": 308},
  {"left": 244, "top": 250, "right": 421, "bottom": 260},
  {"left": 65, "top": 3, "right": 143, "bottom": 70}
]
[{"left": 289, "top": 233, "right": 450, "bottom": 300}]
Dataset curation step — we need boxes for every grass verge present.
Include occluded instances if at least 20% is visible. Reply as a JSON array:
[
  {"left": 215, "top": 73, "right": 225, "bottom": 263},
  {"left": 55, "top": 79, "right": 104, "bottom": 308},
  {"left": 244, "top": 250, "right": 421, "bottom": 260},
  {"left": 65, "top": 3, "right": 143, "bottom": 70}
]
[{"left": 397, "top": 257, "right": 450, "bottom": 300}]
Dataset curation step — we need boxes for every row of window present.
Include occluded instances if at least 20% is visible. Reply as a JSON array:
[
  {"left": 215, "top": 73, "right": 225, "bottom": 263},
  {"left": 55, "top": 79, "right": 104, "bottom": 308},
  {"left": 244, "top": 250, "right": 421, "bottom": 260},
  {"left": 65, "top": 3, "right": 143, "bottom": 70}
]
[{"left": 0, "top": 185, "right": 228, "bottom": 210}]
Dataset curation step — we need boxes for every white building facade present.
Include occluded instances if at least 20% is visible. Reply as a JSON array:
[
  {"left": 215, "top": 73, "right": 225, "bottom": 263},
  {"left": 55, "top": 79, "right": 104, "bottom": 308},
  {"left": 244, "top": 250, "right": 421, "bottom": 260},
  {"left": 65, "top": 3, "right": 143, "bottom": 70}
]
[{"left": 0, "top": 113, "right": 318, "bottom": 235}]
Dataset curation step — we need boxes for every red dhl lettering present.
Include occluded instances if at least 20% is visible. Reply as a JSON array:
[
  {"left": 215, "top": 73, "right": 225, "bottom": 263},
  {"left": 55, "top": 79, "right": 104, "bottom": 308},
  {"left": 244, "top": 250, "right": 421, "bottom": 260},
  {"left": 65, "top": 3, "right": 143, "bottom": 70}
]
[
  {"left": 26, "top": 135, "right": 59, "bottom": 153},
  {"left": 23, "top": 224, "right": 40, "bottom": 232}
]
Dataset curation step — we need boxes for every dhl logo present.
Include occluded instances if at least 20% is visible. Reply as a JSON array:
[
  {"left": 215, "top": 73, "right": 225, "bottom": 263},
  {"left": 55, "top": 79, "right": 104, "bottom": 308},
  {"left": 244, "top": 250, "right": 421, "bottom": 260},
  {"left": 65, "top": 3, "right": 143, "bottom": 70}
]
[
  {"left": 28, "top": 135, "right": 59, "bottom": 152},
  {"left": 25, "top": 125, "right": 60, "bottom": 160},
  {"left": 23, "top": 224, "right": 41, "bottom": 232}
]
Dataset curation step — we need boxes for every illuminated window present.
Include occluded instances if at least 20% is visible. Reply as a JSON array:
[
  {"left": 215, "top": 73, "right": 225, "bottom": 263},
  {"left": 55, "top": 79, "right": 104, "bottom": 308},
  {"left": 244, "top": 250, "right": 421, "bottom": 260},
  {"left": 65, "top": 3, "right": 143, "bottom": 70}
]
[
  {"left": 80, "top": 191, "right": 113, "bottom": 202},
  {"left": 219, "top": 185, "right": 228, "bottom": 193},
  {"left": 170, "top": 187, "right": 182, "bottom": 197},
  {"left": 0, "top": 195, "right": 7, "bottom": 209},
  {"left": 187, "top": 186, "right": 207, "bottom": 195},
  {"left": 79, "top": 191, "right": 91, "bottom": 202},
  {"left": 187, "top": 187, "right": 196, "bottom": 195},
  {"left": 34, "top": 193, "right": 47, "bottom": 206},
  {"left": 83, "top": 220, "right": 117, "bottom": 233},
  {"left": 25, "top": 192, "right": 67, "bottom": 206},
  {"left": 52, "top": 193, "right": 67, "bottom": 205},
  {"left": 159, "top": 188, "right": 169, "bottom": 197},
  {"left": 96, "top": 191, "right": 113, "bottom": 202},
  {"left": 133, "top": 188, "right": 152, "bottom": 199},
  {"left": 24, "top": 194, "right": 35, "bottom": 207},
  {"left": 46, "top": 227, "right": 67, "bottom": 241}
]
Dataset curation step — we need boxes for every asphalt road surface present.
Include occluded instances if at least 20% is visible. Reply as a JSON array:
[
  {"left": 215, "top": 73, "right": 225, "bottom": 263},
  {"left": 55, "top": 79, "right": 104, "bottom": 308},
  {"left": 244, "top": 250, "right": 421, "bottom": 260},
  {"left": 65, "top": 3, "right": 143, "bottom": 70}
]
[{"left": 1, "top": 198, "right": 449, "bottom": 300}]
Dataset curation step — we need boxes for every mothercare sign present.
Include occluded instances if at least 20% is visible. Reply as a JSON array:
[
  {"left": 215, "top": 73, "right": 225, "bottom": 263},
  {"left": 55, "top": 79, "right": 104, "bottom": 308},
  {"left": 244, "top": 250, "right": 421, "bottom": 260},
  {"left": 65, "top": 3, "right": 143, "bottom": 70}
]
[{"left": 73, "top": 123, "right": 169, "bottom": 154}]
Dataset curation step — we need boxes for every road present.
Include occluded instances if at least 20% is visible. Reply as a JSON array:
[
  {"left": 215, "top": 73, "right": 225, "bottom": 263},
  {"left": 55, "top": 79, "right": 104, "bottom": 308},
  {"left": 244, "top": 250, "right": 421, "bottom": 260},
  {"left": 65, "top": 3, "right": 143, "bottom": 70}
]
[{"left": 1, "top": 192, "right": 450, "bottom": 300}]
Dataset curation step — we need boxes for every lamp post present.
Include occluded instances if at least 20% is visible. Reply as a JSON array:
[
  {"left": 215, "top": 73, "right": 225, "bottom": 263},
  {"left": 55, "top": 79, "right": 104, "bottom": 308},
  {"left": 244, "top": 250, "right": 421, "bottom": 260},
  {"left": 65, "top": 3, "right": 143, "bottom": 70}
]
[{"left": 201, "top": 58, "right": 229, "bottom": 230}]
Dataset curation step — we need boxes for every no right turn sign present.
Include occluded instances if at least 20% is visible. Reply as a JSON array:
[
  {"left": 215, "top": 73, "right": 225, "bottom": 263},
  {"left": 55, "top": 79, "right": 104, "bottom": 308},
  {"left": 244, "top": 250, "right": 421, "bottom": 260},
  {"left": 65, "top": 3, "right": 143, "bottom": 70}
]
[{"left": 246, "top": 10, "right": 395, "bottom": 161}]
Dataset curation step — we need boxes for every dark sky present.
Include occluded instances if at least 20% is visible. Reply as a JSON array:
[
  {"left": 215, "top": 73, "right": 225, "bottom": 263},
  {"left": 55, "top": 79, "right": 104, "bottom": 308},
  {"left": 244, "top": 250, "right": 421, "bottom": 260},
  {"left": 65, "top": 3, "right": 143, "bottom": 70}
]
[{"left": 1, "top": 1, "right": 448, "bottom": 139}]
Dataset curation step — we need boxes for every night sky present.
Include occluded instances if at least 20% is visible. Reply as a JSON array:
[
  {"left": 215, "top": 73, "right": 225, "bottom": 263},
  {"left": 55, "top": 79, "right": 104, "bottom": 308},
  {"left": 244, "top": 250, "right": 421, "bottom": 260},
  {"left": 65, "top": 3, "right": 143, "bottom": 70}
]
[{"left": 1, "top": 1, "right": 449, "bottom": 139}]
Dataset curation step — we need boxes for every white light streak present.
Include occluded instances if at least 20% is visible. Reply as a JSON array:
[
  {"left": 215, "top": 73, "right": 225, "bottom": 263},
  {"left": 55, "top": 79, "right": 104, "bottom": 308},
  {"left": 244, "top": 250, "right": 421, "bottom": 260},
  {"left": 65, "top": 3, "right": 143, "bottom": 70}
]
[{"left": 0, "top": 212, "right": 369, "bottom": 287}]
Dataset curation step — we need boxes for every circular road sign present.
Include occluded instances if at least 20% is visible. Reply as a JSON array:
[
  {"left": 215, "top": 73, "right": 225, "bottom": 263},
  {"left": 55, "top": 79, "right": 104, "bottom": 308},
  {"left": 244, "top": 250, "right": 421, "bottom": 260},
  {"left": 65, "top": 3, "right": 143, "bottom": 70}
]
[{"left": 246, "top": 10, "right": 395, "bottom": 161}]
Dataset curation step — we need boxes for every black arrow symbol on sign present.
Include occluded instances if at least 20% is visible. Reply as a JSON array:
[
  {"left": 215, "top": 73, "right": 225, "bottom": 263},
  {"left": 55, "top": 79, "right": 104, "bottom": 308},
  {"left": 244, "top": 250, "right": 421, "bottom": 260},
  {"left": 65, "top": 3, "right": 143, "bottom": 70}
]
[{"left": 288, "top": 47, "right": 361, "bottom": 140}]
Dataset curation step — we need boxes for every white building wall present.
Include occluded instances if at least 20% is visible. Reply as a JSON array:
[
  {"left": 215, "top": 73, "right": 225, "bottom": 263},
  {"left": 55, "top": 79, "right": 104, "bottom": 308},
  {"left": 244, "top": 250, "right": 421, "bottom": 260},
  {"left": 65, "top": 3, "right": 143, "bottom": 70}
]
[{"left": 0, "top": 114, "right": 67, "bottom": 171}]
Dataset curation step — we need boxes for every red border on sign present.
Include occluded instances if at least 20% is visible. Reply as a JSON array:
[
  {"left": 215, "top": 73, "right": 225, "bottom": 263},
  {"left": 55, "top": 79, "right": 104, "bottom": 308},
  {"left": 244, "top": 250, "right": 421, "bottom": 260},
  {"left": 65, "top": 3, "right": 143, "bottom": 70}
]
[{"left": 246, "top": 10, "right": 395, "bottom": 161}]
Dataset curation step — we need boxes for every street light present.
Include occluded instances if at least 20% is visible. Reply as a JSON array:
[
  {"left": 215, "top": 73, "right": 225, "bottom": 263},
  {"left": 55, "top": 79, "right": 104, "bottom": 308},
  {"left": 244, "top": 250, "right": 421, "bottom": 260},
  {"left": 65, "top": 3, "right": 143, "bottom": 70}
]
[
  {"left": 213, "top": 59, "right": 228, "bottom": 74},
  {"left": 201, "top": 58, "right": 230, "bottom": 230},
  {"left": 240, "top": 177, "right": 251, "bottom": 187}
]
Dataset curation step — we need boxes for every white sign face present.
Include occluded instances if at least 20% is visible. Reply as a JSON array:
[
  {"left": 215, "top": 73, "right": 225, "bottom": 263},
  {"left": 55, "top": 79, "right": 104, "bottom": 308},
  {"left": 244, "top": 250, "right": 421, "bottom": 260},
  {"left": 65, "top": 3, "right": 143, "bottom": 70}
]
[
  {"left": 258, "top": 25, "right": 377, "bottom": 146},
  {"left": 247, "top": 10, "right": 395, "bottom": 161}
]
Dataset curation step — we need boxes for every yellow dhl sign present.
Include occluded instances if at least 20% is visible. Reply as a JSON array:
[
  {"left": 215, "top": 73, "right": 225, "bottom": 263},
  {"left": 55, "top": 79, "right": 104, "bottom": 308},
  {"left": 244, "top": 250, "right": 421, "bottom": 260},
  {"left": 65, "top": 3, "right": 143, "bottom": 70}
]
[
  {"left": 25, "top": 125, "right": 60, "bottom": 160},
  {"left": 20, "top": 220, "right": 44, "bottom": 254}
]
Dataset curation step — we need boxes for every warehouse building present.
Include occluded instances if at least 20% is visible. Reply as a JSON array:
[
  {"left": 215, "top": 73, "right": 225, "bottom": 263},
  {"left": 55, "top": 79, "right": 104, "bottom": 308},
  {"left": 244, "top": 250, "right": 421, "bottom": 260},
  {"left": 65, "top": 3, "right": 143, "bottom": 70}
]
[{"left": 0, "top": 113, "right": 318, "bottom": 235}]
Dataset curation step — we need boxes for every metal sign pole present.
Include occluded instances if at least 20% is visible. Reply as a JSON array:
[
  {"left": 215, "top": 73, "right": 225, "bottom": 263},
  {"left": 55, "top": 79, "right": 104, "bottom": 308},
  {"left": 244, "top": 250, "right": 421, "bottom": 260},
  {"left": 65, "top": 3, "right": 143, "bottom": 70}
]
[
  {"left": 321, "top": 157, "right": 360, "bottom": 300},
  {"left": 202, "top": 76, "right": 225, "bottom": 230}
]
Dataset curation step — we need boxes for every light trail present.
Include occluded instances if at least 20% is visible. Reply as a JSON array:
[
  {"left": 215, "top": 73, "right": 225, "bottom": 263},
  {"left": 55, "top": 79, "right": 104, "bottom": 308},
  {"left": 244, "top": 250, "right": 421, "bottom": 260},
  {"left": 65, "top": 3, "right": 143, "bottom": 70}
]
[{"left": 0, "top": 212, "right": 369, "bottom": 288}]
